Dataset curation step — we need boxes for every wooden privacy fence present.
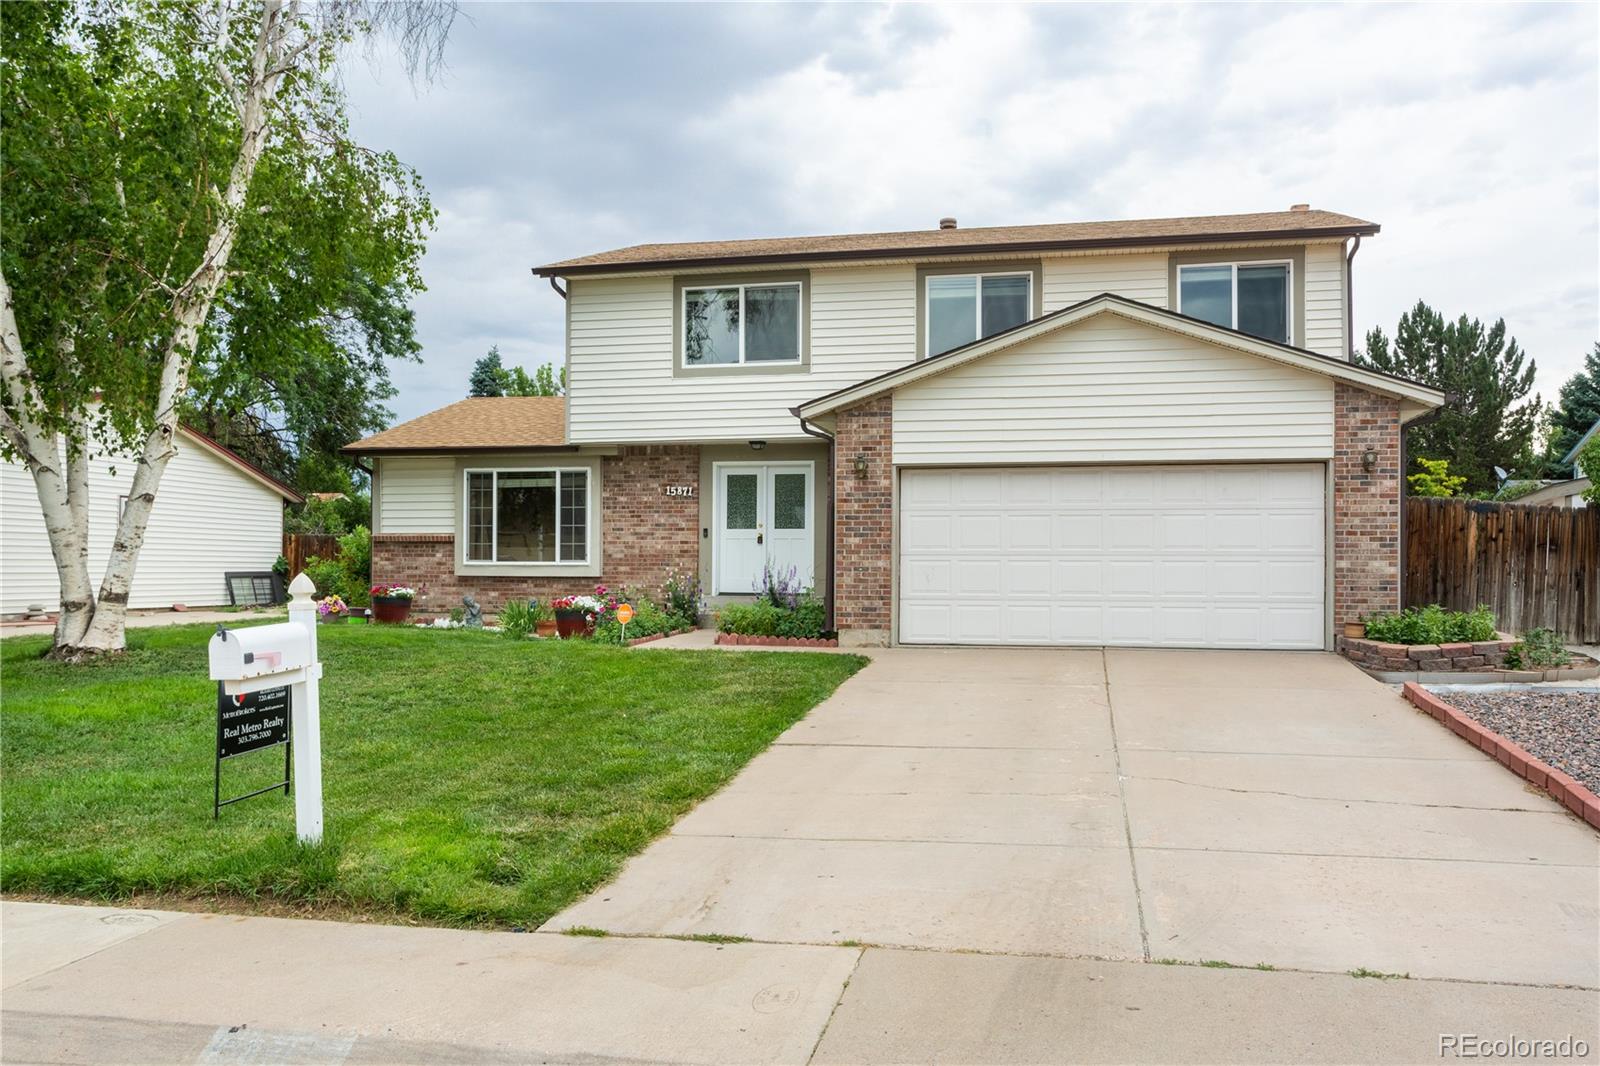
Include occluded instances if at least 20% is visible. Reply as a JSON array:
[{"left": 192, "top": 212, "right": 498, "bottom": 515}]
[
  {"left": 281, "top": 533, "right": 339, "bottom": 577},
  {"left": 1405, "top": 498, "right": 1599, "bottom": 643}
]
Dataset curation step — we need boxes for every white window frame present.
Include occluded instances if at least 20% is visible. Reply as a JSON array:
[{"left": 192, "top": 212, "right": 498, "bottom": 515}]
[
  {"left": 680, "top": 281, "right": 804, "bottom": 367},
  {"left": 924, "top": 270, "right": 1034, "bottom": 357},
  {"left": 461, "top": 467, "right": 592, "bottom": 565},
  {"left": 1177, "top": 260, "right": 1295, "bottom": 345}
]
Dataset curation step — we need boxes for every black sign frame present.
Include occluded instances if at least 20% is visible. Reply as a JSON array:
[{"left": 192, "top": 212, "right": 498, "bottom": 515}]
[{"left": 214, "top": 682, "right": 292, "bottom": 818}]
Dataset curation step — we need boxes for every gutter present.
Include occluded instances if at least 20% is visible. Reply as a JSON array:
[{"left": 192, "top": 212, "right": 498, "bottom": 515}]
[{"left": 796, "top": 413, "right": 838, "bottom": 633}]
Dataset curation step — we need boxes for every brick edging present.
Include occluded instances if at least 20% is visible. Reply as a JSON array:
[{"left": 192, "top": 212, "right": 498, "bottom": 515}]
[
  {"left": 1402, "top": 683, "right": 1600, "bottom": 830},
  {"left": 625, "top": 627, "right": 695, "bottom": 647},
  {"left": 714, "top": 633, "right": 840, "bottom": 648}
]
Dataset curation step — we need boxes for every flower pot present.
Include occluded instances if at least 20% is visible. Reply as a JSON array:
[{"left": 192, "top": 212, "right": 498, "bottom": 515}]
[
  {"left": 318, "top": 614, "right": 348, "bottom": 625},
  {"left": 1342, "top": 621, "right": 1366, "bottom": 639},
  {"left": 371, "top": 596, "right": 413, "bottom": 625},
  {"left": 535, "top": 619, "right": 558, "bottom": 638},
  {"left": 554, "top": 608, "right": 593, "bottom": 639}
]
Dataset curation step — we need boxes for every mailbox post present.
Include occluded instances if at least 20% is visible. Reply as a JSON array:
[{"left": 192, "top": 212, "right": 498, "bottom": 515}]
[{"left": 208, "top": 572, "right": 324, "bottom": 843}]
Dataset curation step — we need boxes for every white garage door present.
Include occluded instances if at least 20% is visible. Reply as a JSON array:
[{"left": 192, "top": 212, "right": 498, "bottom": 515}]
[{"left": 898, "top": 464, "right": 1326, "bottom": 649}]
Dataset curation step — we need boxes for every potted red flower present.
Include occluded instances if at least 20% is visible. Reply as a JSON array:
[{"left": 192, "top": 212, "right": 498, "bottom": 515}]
[
  {"left": 551, "top": 585, "right": 615, "bottom": 638},
  {"left": 370, "top": 584, "right": 416, "bottom": 625}
]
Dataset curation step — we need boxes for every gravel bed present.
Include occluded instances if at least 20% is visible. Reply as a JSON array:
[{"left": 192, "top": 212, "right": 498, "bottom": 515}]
[{"left": 1442, "top": 689, "right": 1600, "bottom": 796}]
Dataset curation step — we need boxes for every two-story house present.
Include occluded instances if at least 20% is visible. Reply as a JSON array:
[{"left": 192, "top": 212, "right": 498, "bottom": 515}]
[{"left": 347, "top": 206, "right": 1446, "bottom": 649}]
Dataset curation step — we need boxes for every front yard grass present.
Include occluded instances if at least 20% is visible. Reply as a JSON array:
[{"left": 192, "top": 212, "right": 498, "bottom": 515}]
[{"left": 1, "top": 623, "right": 865, "bottom": 928}]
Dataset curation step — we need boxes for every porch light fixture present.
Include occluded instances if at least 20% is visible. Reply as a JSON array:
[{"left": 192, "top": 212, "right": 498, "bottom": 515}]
[
  {"left": 852, "top": 453, "right": 869, "bottom": 479},
  {"left": 749, "top": 440, "right": 767, "bottom": 451},
  {"left": 1361, "top": 447, "right": 1379, "bottom": 472}
]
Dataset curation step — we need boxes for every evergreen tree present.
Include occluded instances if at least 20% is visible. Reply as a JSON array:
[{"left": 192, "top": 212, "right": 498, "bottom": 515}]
[
  {"left": 1357, "top": 301, "right": 1540, "bottom": 494},
  {"left": 469, "top": 346, "right": 506, "bottom": 397},
  {"left": 1544, "top": 344, "right": 1600, "bottom": 473}
]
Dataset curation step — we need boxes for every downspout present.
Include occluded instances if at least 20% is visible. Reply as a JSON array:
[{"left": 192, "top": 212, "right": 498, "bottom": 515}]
[
  {"left": 1344, "top": 235, "right": 1362, "bottom": 360},
  {"left": 548, "top": 277, "right": 568, "bottom": 300},
  {"left": 797, "top": 414, "right": 837, "bottom": 632}
]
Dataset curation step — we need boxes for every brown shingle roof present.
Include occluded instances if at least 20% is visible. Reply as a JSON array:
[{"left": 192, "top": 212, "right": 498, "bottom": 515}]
[
  {"left": 534, "top": 209, "right": 1378, "bottom": 276},
  {"left": 344, "top": 397, "right": 567, "bottom": 453}
]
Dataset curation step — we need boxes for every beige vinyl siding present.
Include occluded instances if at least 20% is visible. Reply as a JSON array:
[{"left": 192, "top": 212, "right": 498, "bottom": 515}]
[
  {"left": 374, "top": 457, "right": 454, "bottom": 533},
  {"left": 1042, "top": 251, "right": 1168, "bottom": 311},
  {"left": 566, "top": 266, "right": 914, "bottom": 443},
  {"left": 892, "top": 311, "right": 1334, "bottom": 465},
  {"left": 1302, "top": 242, "right": 1346, "bottom": 359},
  {"left": 1, "top": 438, "right": 283, "bottom": 615}
]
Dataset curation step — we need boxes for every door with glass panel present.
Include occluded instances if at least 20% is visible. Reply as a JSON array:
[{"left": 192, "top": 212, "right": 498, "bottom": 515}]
[{"left": 715, "top": 464, "right": 813, "bottom": 594}]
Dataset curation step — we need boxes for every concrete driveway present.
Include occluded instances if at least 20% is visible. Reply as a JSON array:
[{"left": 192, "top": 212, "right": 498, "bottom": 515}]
[{"left": 548, "top": 647, "right": 1599, "bottom": 988}]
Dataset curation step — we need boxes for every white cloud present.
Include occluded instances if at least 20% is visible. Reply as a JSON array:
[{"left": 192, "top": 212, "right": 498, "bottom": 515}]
[{"left": 343, "top": 1, "right": 1598, "bottom": 421}]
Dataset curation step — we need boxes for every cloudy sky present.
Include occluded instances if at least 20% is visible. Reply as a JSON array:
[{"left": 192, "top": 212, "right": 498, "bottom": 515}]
[{"left": 343, "top": 2, "right": 1598, "bottom": 424}]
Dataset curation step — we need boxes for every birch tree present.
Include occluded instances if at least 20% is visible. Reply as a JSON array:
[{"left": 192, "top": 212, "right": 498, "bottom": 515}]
[{"left": 1, "top": 1, "right": 451, "bottom": 658}]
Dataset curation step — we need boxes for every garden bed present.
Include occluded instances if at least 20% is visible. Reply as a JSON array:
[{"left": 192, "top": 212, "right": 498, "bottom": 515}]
[{"left": 1403, "top": 684, "right": 1600, "bottom": 829}]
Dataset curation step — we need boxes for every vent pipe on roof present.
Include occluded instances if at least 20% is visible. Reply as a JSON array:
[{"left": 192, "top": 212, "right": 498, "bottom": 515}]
[
  {"left": 938, "top": 217, "right": 958, "bottom": 230},
  {"left": 1289, "top": 203, "right": 1310, "bottom": 212}
]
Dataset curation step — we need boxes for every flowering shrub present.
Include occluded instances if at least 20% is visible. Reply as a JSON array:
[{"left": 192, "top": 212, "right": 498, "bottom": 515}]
[
  {"left": 663, "top": 569, "right": 702, "bottom": 629},
  {"left": 756, "top": 563, "right": 803, "bottom": 610},
  {"left": 316, "top": 594, "right": 349, "bottom": 618},
  {"left": 370, "top": 584, "right": 416, "bottom": 600},
  {"left": 593, "top": 599, "right": 678, "bottom": 644}
]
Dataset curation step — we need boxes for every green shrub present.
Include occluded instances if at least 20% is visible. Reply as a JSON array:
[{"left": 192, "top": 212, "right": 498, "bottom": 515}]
[
  {"left": 717, "top": 593, "right": 826, "bottom": 639},
  {"left": 1361, "top": 604, "right": 1496, "bottom": 645},
  {"left": 498, "top": 600, "right": 533, "bottom": 640},
  {"left": 303, "top": 555, "right": 348, "bottom": 601},
  {"left": 593, "top": 599, "right": 677, "bottom": 645},
  {"left": 338, "top": 525, "right": 372, "bottom": 583},
  {"left": 1504, "top": 627, "right": 1568, "bottom": 669},
  {"left": 663, "top": 569, "right": 702, "bottom": 628}
]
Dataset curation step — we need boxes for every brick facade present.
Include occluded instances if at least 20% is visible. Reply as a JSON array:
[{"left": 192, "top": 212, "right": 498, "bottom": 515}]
[
  {"left": 1332, "top": 382, "right": 1402, "bottom": 626},
  {"left": 373, "top": 445, "right": 700, "bottom": 613},
  {"left": 832, "top": 396, "right": 893, "bottom": 642}
]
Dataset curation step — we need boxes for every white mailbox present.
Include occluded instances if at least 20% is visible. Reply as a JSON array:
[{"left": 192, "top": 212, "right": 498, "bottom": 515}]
[{"left": 209, "top": 621, "right": 311, "bottom": 693}]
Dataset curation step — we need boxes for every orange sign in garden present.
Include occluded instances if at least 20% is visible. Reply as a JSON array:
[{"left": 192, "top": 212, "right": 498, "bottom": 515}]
[{"left": 616, "top": 603, "right": 634, "bottom": 626}]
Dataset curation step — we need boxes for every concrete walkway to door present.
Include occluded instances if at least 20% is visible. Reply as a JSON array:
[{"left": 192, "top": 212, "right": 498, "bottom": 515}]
[{"left": 549, "top": 646, "right": 1599, "bottom": 988}]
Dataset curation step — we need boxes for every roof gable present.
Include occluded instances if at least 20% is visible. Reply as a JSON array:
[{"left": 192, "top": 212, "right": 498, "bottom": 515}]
[{"left": 795, "top": 295, "right": 1446, "bottom": 421}]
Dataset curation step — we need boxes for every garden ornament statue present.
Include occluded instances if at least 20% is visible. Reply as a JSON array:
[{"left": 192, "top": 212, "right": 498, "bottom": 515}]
[{"left": 462, "top": 595, "right": 484, "bottom": 628}]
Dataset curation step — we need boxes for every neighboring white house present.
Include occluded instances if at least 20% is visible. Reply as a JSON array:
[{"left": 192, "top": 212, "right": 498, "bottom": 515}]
[{"left": 1, "top": 427, "right": 302, "bottom": 617}]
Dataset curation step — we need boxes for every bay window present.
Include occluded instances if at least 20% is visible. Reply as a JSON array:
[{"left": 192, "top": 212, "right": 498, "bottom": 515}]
[
  {"left": 1178, "top": 262, "right": 1292, "bottom": 344},
  {"left": 683, "top": 282, "right": 802, "bottom": 365},
  {"left": 464, "top": 468, "right": 590, "bottom": 564},
  {"left": 926, "top": 271, "right": 1033, "bottom": 357}
]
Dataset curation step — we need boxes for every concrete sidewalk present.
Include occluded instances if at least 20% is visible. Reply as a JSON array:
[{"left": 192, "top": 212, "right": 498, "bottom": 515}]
[{"left": 4, "top": 901, "right": 1595, "bottom": 1065}]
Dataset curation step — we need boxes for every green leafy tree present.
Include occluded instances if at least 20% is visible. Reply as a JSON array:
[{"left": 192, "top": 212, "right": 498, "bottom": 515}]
[
  {"left": 1578, "top": 435, "right": 1600, "bottom": 505},
  {"left": 1543, "top": 344, "right": 1599, "bottom": 475},
  {"left": 0, "top": 0, "right": 453, "bottom": 658},
  {"left": 1357, "top": 301, "right": 1540, "bottom": 495},
  {"left": 1406, "top": 458, "right": 1465, "bottom": 498},
  {"left": 469, "top": 346, "right": 506, "bottom": 397}
]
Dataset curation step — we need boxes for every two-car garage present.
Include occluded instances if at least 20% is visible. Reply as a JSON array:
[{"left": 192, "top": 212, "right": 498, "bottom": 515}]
[{"left": 896, "top": 463, "right": 1327, "bottom": 649}]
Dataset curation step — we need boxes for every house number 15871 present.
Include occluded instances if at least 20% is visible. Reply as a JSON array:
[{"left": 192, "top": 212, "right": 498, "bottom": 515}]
[{"left": 664, "top": 485, "right": 695, "bottom": 498}]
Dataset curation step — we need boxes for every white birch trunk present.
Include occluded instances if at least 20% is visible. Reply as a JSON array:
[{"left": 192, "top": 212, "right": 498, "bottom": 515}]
[{"left": 75, "top": 0, "right": 294, "bottom": 654}]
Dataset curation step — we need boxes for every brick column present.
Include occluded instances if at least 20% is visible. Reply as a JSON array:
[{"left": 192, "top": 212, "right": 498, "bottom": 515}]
[
  {"left": 833, "top": 396, "right": 893, "bottom": 645},
  {"left": 1333, "top": 382, "right": 1402, "bottom": 626}
]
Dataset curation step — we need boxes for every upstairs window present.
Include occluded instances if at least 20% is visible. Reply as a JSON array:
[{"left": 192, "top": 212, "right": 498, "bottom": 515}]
[
  {"left": 927, "top": 272, "right": 1032, "bottom": 357},
  {"left": 465, "top": 468, "right": 589, "bottom": 564},
  {"left": 683, "top": 282, "right": 802, "bottom": 366},
  {"left": 1178, "top": 262, "right": 1292, "bottom": 344}
]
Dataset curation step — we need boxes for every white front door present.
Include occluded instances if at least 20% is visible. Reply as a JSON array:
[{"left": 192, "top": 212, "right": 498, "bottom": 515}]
[{"left": 715, "top": 463, "right": 814, "bottom": 595}]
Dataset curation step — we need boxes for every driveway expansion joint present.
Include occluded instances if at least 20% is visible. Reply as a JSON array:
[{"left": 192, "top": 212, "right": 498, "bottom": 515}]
[
  {"left": 1125, "top": 773, "right": 1570, "bottom": 813},
  {"left": 1102, "top": 649, "right": 1153, "bottom": 963}
]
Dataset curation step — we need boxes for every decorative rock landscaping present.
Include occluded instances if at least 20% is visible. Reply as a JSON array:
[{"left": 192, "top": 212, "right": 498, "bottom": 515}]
[{"left": 1403, "top": 684, "right": 1600, "bottom": 830}]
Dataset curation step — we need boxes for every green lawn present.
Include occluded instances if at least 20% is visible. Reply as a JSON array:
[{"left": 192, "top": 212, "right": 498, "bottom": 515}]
[{"left": 0, "top": 623, "right": 864, "bottom": 928}]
